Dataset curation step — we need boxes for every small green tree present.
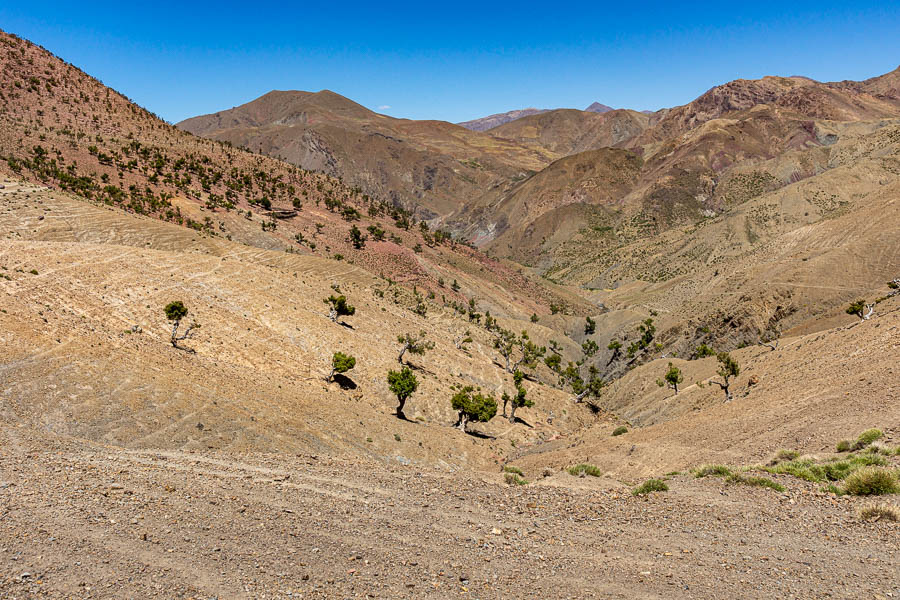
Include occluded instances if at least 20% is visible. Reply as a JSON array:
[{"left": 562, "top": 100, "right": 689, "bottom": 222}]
[
  {"left": 846, "top": 299, "right": 873, "bottom": 320},
  {"left": 581, "top": 339, "right": 599, "bottom": 358},
  {"left": 164, "top": 301, "right": 199, "bottom": 349},
  {"left": 327, "top": 351, "right": 356, "bottom": 382},
  {"left": 325, "top": 294, "right": 355, "bottom": 323},
  {"left": 530, "top": 313, "right": 539, "bottom": 323},
  {"left": 544, "top": 353, "right": 562, "bottom": 373},
  {"left": 657, "top": 362, "right": 684, "bottom": 394},
  {"left": 606, "top": 339, "right": 622, "bottom": 365},
  {"left": 397, "top": 331, "right": 434, "bottom": 364},
  {"left": 584, "top": 316, "right": 596, "bottom": 335},
  {"left": 451, "top": 386, "right": 497, "bottom": 432},
  {"left": 507, "top": 370, "right": 532, "bottom": 423},
  {"left": 711, "top": 352, "right": 740, "bottom": 401},
  {"left": 387, "top": 367, "right": 418, "bottom": 419},
  {"left": 348, "top": 225, "right": 367, "bottom": 249},
  {"left": 692, "top": 343, "right": 715, "bottom": 359}
]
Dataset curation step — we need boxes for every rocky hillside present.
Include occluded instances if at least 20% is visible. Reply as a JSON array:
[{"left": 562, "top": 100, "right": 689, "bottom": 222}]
[{"left": 457, "top": 107, "right": 549, "bottom": 131}]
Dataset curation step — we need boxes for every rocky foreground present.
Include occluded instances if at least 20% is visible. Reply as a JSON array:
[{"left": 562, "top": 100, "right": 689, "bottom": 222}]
[{"left": 1, "top": 425, "right": 897, "bottom": 599}]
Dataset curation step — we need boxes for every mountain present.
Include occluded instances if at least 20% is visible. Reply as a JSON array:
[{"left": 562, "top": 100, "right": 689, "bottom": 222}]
[
  {"left": 585, "top": 101, "right": 614, "bottom": 113},
  {"left": 457, "top": 107, "right": 550, "bottom": 131},
  {"left": 178, "top": 91, "right": 555, "bottom": 219}
]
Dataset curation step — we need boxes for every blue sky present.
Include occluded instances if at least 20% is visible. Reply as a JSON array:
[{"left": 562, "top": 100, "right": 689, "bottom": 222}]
[{"left": 2, "top": 2, "right": 898, "bottom": 124}]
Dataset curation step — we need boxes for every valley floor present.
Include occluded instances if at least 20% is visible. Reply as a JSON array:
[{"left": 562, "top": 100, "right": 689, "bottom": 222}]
[{"left": 1, "top": 424, "right": 897, "bottom": 599}]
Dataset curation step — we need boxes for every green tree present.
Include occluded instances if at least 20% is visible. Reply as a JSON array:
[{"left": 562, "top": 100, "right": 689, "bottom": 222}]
[
  {"left": 325, "top": 294, "right": 355, "bottom": 323},
  {"left": 451, "top": 387, "right": 497, "bottom": 432},
  {"left": 584, "top": 316, "right": 596, "bottom": 335},
  {"left": 711, "top": 352, "right": 740, "bottom": 401},
  {"left": 581, "top": 339, "right": 599, "bottom": 358},
  {"left": 544, "top": 353, "right": 562, "bottom": 373},
  {"left": 507, "top": 370, "right": 533, "bottom": 423},
  {"left": 846, "top": 299, "right": 873, "bottom": 320},
  {"left": 327, "top": 352, "right": 356, "bottom": 382},
  {"left": 606, "top": 340, "right": 622, "bottom": 365},
  {"left": 348, "top": 224, "right": 367, "bottom": 249},
  {"left": 387, "top": 367, "right": 418, "bottom": 419},
  {"left": 657, "top": 362, "right": 684, "bottom": 395},
  {"left": 397, "top": 331, "right": 434, "bottom": 364},
  {"left": 692, "top": 343, "right": 715, "bottom": 359},
  {"left": 164, "top": 301, "right": 199, "bottom": 348}
]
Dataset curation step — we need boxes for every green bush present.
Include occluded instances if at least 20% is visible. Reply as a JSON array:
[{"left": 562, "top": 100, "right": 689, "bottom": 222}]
[
  {"left": 836, "top": 439, "right": 852, "bottom": 453},
  {"left": 612, "top": 426, "right": 628, "bottom": 436},
  {"left": 727, "top": 473, "right": 785, "bottom": 492},
  {"left": 694, "top": 464, "right": 732, "bottom": 478},
  {"left": 503, "top": 465, "right": 524, "bottom": 476},
  {"left": 764, "top": 454, "right": 886, "bottom": 483},
  {"left": 843, "top": 467, "right": 899, "bottom": 496},
  {"left": 853, "top": 428, "right": 884, "bottom": 450},
  {"left": 504, "top": 472, "right": 528, "bottom": 486},
  {"left": 633, "top": 479, "right": 668, "bottom": 496},
  {"left": 774, "top": 449, "right": 799, "bottom": 462},
  {"left": 568, "top": 463, "right": 603, "bottom": 477}
]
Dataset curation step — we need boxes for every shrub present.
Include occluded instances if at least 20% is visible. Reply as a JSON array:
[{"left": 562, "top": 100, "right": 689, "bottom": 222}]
[
  {"left": 773, "top": 449, "right": 800, "bottom": 463},
  {"left": 857, "top": 503, "right": 900, "bottom": 522},
  {"left": 505, "top": 472, "right": 528, "bottom": 486},
  {"left": 451, "top": 386, "right": 497, "bottom": 433},
  {"left": 727, "top": 473, "right": 785, "bottom": 492},
  {"left": 853, "top": 428, "right": 884, "bottom": 450},
  {"left": 568, "top": 464, "right": 603, "bottom": 477},
  {"left": 325, "top": 294, "right": 355, "bottom": 322},
  {"left": 503, "top": 465, "right": 524, "bottom": 476},
  {"left": 633, "top": 479, "right": 668, "bottom": 496},
  {"left": 327, "top": 351, "right": 356, "bottom": 382},
  {"left": 694, "top": 464, "right": 732, "bottom": 478},
  {"left": 843, "top": 467, "right": 899, "bottom": 496},
  {"left": 836, "top": 439, "right": 852, "bottom": 453},
  {"left": 765, "top": 454, "right": 886, "bottom": 483},
  {"left": 612, "top": 426, "right": 628, "bottom": 436}
]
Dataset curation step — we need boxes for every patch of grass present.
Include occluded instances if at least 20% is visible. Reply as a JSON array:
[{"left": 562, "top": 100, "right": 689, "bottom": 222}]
[
  {"left": 773, "top": 449, "right": 800, "bottom": 462},
  {"left": 836, "top": 439, "right": 852, "bottom": 453},
  {"left": 822, "top": 484, "right": 846, "bottom": 496},
  {"left": 503, "top": 465, "right": 524, "bottom": 476},
  {"left": 763, "top": 453, "right": 887, "bottom": 483},
  {"left": 857, "top": 503, "right": 900, "bottom": 522},
  {"left": 853, "top": 428, "right": 884, "bottom": 450},
  {"left": 504, "top": 472, "right": 528, "bottom": 486},
  {"left": 664, "top": 471, "right": 681, "bottom": 477},
  {"left": 393, "top": 433, "right": 401, "bottom": 442},
  {"left": 633, "top": 479, "right": 668, "bottom": 496},
  {"left": 843, "top": 467, "right": 899, "bottom": 496},
  {"left": 612, "top": 426, "right": 628, "bottom": 436},
  {"left": 726, "top": 473, "right": 785, "bottom": 492},
  {"left": 694, "top": 464, "right": 732, "bottom": 478},
  {"left": 366, "top": 437, "right": 373, "bottom": 443},
  {"left": 568, "top": 463, "right": 603, "bottom": 478}
]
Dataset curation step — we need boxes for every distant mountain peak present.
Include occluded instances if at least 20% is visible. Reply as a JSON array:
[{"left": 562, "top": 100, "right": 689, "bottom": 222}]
[
  {"left": 457, "top": 108, "right": 549, "bottom": 131},
  {"left": 585, "top": 102, "right": 614, "bottom": 113}
]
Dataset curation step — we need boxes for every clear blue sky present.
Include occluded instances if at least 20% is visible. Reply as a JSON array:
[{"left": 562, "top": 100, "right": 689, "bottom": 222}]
[{"left": 2, "top": 2, "right": 898, "bottom": 124}]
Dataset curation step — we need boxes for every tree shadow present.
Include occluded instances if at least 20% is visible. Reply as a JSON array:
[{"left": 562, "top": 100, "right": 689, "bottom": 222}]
[
  {"left": 333, "top": 374, "right": 357, "bottom": 390},
  {"left": 466, "top": 430, "right": 495, "bottom": 439},
  {"left": 508, "top": 416, "right": 534, "bottom": 428},
  {"left": 338, "top": 321, "right": 355, "bottom": 330}
]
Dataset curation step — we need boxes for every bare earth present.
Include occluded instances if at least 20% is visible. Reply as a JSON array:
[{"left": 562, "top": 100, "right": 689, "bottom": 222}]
[{"left": 2, "top": 426, "right": 898, "bottom": 600}]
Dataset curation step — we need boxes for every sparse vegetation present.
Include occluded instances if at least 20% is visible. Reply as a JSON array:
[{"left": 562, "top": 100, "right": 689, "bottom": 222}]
[
  {"left": 503, "top": 465, "right": 524, "bottom": 476},
  {"left": 387, "top": 367, "right": 418, "bottom": 420},
  {"left": 164, "top": 301, "right": 199, "bottom": 349},
  {"left": 327, "top": 351, "right": 356, "bottom": 382},
  {"left": 657, "top": 362, "right": 684, "bottom": 394},
  {"left": 397, "top": 331, "right": 434, "bottom": 364},
  {"left": 726, "top": 473, "right": 785, "bottom": 492},
  {"left": 857, "top": 503, "right": 900, "bottom": 522},
  {"left": 633, "top": 479, "right": 668, "bottom": 495},
  {"left": 710, "top": 352, "right": 739, "bottom": 401},
  {"left": 504, "top": 472, "right": 528, "bottom": 486},
  {"left": 568, "top": 463, "right": 603, "bottom": 477},
  {"left": 612, "top": 426, "right": 628, "bottom": 436},
  {"left": 451, "top": 386, "right": 497, "bottom": 433},
  {"left": 694, "top": 464, "right": 732, "bottom": 478},
  {"left": 853, "top": 428, "right": 884, "bottom": 450},
  {"left": 842, "top": 467, "right": 899, "bottom": 496},
  {"left": 325, "top": 294, "right": 355, "bottom": 323}
]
